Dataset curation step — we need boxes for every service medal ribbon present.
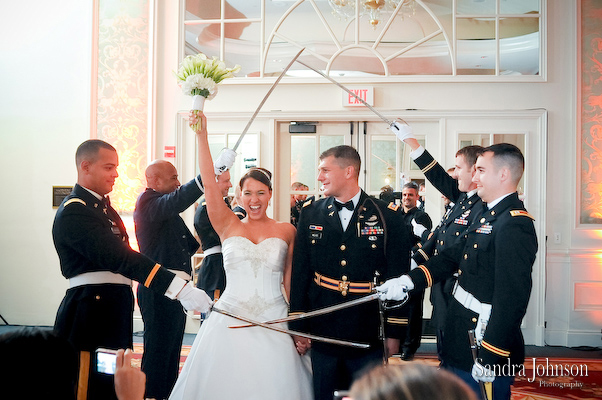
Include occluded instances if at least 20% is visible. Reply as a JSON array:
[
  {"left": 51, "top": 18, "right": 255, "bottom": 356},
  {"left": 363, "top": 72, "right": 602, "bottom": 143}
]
[
  {"left": 361, "top": 227, "right": 384, "bottom": 235},
  {"left": 476, "top": 224, "right": 493, "bottom": 234},
  {"left": 453, "top": 217, "right": 469, "bottom": 226}
]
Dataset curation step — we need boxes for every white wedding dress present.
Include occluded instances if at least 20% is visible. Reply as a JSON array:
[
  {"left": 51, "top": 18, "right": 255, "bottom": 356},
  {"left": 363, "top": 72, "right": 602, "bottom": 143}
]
[{"left": 169, "top": 236, "right": 313, "bottom": 400}]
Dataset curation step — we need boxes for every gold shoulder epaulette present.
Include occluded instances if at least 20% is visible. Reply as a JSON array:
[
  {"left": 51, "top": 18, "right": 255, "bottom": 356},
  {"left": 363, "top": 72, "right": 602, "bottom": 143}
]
[
  {"left": 64, "top": 198, "right": 86, "bottom": 207},
  {"left": 303, "top": 199, "right": 313, "bottom": 208},
  {"left": 387, "top": 202, "right": 400, "bottom": 211},
  {"left": 510, "top": 210, "right": 535, "bottom": 220}
]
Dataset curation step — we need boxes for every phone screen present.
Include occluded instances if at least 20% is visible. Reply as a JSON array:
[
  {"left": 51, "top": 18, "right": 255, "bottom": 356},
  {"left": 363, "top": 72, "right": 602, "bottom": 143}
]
[{"left": 96, "top": 349, "right": 117, "bottom": 375}]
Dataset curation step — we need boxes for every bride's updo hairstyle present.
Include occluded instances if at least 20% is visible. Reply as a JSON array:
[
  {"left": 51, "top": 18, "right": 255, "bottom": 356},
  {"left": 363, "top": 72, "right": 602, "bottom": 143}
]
[{"left": 239, "top": 167, "right": 273, "bottom": 191}]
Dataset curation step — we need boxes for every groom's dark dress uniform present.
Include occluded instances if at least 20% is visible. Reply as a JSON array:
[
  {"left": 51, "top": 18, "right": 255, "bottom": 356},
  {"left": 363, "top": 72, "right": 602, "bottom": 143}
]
[
  {"left": 290, "top": 191, "right": 412, "bottom": 400},
  {"left": 53, "top": 184, "right": 176, "bottom": 400}
]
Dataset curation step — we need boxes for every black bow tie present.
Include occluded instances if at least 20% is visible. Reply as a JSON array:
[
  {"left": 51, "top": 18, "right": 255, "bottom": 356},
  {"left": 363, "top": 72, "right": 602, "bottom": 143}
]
[{"left": 334, "top": 200, "right": 354, "bottom": 211}]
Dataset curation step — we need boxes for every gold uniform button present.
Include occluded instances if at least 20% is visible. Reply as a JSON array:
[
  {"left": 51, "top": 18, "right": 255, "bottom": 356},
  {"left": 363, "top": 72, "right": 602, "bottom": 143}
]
[
  {"left": 371, "top": 243, "right": 377, "bottom": 249},
  {"left": 472, "top": 317, "right": 477, "bottom": 323},
  {"left": 342, "top": 275, "right": 348, "bottom": 281},
  {"left": 480, "top": 218, "right": 486, "bottom": 223},
  {"left": 95, "top": 295, "right": 101, "bottom": 300},
  {"left": 491, "top": 210, "right": 496, "bottom": 216},
  {"left": 473, "top": 243, "right": 478, "bottom": 248},
  {"left": 340, "top": 244, "right": 346, "bottom": 251},
  {"left": 458, "top": 269, "right": 462, "bottom": 275},
  {"left": 463, "top": 254, "right": 468, "bottom": 260},
  {"left": 455, "top": 232, "right": 459, "bottom": 236},
  {"left": 341, "top": 260, "right": 347, "bottom": 267},
  {"left": 311, "top": 239, "right": 316, "bottom": 244}
]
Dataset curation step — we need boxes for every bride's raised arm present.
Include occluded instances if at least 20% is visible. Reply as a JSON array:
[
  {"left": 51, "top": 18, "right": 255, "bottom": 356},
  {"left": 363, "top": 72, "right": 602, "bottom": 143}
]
[{"left": 190, "top": 110, "right": 239, "bottom": 238}]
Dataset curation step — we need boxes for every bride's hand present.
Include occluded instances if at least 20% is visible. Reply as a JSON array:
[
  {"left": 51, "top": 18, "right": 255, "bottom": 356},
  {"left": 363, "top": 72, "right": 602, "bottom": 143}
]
[
  {"left": 189, "top": 110, "right": 207, "bottom": 134},
  {"left": 293, "top": 335, "right": 311, "bottom": 355}
]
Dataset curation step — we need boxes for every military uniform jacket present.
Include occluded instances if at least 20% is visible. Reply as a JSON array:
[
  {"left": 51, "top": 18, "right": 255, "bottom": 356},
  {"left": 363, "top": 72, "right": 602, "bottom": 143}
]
[
  {"left": 290, "top": 191, "right": 412, "bottom": 354},
  {"left": 403, "top": 207, "right": 432, "bottom": 246},
  {"left": 412, "top": 149, "right": 483, "bottom": 261},
  {"left": 52, "top": 184, "right": 174, "bottom": 292},
  {"left": 409, "top": 192, "right": 538, "bottom": 371},
  {"left": 193, "top": 197, "right": 232, "bottom": 252},
  {"left": 134, "top": 176, "right": 203, "bottom": 275}
]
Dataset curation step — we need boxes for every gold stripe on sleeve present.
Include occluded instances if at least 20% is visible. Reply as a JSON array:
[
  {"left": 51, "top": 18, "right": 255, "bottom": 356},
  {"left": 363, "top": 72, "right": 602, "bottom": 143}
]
[
  {"left": 482, "top": 340, "right": 511, "bottom": 357},
  {"left": 421, "top": 160, "right": 437, "bottom": 174},
  {"left": 418, "top": 265, "right": 433, "bottom": 287},
  {"left": 144, "top": 264, "right": 161, "bottom": 288}
]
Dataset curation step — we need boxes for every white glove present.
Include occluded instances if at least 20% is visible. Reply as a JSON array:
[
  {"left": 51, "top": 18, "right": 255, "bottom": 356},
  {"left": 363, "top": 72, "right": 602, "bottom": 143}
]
[
  {"left": 475, "top": 304, "right": 492, "bottom": 345},
  {"left": 214, "top": 148, "right": 237, "bottom": 175},
  {"left": 472, "top": 360, "right": 496, "bottom": 383},
  {"left": 389, "top": 121, "right": 414, "bottom": 141},
  {"left": 411, "top": 219, "right": 428, "bottom": 238},
  {"left": 176, "top": 281, "right": 212, "bottom": 313},
  {"left": 376, "top": 275, "right": 414, "bottom": 301}
]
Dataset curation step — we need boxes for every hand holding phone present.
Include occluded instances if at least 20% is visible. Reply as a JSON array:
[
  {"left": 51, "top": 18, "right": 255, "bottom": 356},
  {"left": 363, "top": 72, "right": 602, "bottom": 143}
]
[{"left": 115, "top": 349, "right": 146, "bottom": 400}]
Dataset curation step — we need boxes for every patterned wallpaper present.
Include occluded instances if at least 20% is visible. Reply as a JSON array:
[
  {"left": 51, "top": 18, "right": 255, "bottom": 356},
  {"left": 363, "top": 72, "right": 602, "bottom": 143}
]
[
  {"left": 581, "top": 0, "right": 602, "bottom": 224},
  {"left": 94, "top": 0, "right": 149, "bottom": 212}
]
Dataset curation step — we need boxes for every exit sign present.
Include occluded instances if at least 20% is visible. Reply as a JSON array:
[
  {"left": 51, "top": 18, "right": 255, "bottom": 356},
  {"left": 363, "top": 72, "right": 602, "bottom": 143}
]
[{"left": 343, "top": 87, "right": 374, "bottom": 107}]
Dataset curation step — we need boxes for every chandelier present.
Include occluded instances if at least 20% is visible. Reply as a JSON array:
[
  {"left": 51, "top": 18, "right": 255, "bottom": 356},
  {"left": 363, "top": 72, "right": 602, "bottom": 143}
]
[{"left": 328, "top": 0, "right": 416, "bottom": 28}]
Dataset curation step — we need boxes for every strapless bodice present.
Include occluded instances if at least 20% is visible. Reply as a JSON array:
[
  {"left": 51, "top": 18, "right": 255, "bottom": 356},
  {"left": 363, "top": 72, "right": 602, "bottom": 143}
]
[{"left": 215, "top": 236, "right": 289, "bottom": 320}]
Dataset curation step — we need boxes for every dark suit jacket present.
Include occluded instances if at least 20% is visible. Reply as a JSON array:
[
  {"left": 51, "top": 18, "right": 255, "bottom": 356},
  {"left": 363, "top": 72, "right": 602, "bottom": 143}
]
[
  {"left": 290, "top": 191, "right": 412, "bottom": 355},
  {"left": 409, "top": 192, "right": 538, "bottom": 371},
  {"left": 134, "top": 176, "right": 204, "bottom": 274}
]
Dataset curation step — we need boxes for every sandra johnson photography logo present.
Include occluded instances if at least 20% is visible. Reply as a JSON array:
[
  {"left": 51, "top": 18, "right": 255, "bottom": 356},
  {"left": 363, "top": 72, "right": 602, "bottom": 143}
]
[{"left": 475, "top": 358, "right": 589, "bottom": 386}]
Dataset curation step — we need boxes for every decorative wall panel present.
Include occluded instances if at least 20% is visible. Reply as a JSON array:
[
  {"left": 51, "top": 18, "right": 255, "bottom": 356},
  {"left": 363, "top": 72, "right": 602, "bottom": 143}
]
[
  {"left": 94, "top": 0, "right": 149, "bottom": 212},
  {"left": 580, "top": 0, "right": 602, "bottom": 224}
]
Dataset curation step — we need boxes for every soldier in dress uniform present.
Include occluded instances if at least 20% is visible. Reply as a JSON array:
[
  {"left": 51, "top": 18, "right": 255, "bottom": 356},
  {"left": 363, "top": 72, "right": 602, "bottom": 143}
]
[
  {"left": 134, "top": 154, "right": 234, "bottom": 400},
  {"left": 290, "top": 145, "right": 412, "bottom": 400},
  {"left": 377, "top": 143, "right": 538, "bottom": 400},
  {"left": 194, "top": 170, "right": 245, "bottom": 300},
  {"left": 290, "top": 181, "right": 309, "bottom": 227},
  {"left": 52, "top": 140, "right": 212, "bottom": 400},
  {"left": 396, "top": 181, "right": 432, "bottom": 360},
  {"left": 395, "top": 127, "right": 484, "bottom": 364}
]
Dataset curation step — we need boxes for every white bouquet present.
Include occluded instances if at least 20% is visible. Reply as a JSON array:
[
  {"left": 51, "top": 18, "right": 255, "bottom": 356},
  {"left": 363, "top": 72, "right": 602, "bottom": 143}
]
[{"left": 174, "top": 54, "right": 240, "bottom": 131}]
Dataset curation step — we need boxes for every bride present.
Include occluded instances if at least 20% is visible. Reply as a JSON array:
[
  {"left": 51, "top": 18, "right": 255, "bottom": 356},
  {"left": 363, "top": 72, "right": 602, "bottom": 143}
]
[{"left": 168, "top": 111, "right": 313, "bottom": 400}]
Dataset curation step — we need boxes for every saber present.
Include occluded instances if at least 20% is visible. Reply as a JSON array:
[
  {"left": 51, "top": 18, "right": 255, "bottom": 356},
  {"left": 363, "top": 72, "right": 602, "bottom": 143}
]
[
  {"left": 232, "top": 47, "right": 305, "bottom": 151},
  {"left": 295, "top": 59, "right": 407, "bottom": 128},
  {"left": 212, "top": 306, "right": 370, "bottom": 349},
  {"left": 229, "top": 293, "right": 379, "bottom": 329},
  {"left": 468, "top": 330, "right": 491, "bottom": 400},
  {"left": 374, "top": 273, "right": 388, "bottom": 365}
]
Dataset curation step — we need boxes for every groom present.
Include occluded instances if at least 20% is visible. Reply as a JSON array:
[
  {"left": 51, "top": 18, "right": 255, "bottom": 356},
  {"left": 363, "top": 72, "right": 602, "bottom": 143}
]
[{"left": 290, "top": 145, "right": 412, "bottom": 400}]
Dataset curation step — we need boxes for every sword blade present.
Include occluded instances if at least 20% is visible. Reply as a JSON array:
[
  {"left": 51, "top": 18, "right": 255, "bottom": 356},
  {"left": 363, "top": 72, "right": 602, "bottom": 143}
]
[
  {"left": 212, "top": 306, "right": 370, "bottom": 349},
  {"left": 294, "top": 59, "right": 394, "bottom": 126},
  {"left": 229, "top": 293, "right": 379, "bottom": 329},
  {"left": 233, "top": 47, "right": 306, "bottom": 151}
]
